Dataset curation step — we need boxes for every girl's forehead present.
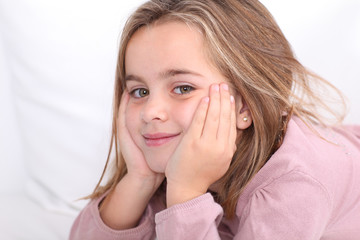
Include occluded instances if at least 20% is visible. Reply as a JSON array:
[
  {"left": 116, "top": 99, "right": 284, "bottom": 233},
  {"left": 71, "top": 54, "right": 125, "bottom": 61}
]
[
  {"left": 129, "top": 20, "right": 204, "bottom": 46},
  {"left": 124, "top": 21, "right": 209, "bottom": 72}
]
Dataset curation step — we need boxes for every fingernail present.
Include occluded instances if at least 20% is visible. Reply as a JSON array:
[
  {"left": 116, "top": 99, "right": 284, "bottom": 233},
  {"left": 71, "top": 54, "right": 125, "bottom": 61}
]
[
  {"left": 230, "top": 95, "right": 234, "bottom": 103},
  {"left": 203, "top": 97, "right": 209, "bottom": 103},
  {"left": 222, "top": 84, "right": 229, "bottom": 91},
  {"left": 213, "top": 84, "right": 220, "bottom": 92}
]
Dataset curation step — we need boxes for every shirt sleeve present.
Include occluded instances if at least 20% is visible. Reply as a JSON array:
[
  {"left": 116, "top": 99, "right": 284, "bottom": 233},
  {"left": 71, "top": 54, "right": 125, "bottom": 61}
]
[
  {"left": 155, "top": 193, "right": 224, "bottom": 240},
  {"left": 235, "top": 170, "right": 332, "bottom": 240},
  {"left": 69, "top": 193, "right": 156, "bottom": 240}
]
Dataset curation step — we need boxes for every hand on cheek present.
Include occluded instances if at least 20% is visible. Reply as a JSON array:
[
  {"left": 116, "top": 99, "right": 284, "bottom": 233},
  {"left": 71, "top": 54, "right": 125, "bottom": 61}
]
[
  {"left": 118, "top": 92, "right": 164, "bottom": 188},
  {"left": 165, "top": 83, "right": 237, "bottom": 207},
  {"left": 99, "top": 92, "right": 165, "bottom": 230}
]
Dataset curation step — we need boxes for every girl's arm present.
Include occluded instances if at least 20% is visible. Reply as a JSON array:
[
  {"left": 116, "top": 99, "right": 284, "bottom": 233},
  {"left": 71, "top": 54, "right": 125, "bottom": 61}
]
[
  {"left": 69, "top": 174, "right": 165, "bottom": 240},
  {"left": 98, "top": 92, "right": 164, "bottom": 230},
  {"left": 70, "top": 92, "right": 165, "bottom": 239},
  {"left": 69, "top": 185, "right": 159, "bottom": 240},
  {"left": 99, "top": 173, "right": 161, "bottom": 230},
  {"left": 155, "top": 193, "right": 224, "bottom": 240}
]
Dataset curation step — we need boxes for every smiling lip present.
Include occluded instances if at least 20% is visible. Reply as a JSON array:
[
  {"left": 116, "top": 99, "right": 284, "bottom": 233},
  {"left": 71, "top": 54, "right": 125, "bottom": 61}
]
[{"left": 143, "top": 133, "right": 180, "bottom": 147}]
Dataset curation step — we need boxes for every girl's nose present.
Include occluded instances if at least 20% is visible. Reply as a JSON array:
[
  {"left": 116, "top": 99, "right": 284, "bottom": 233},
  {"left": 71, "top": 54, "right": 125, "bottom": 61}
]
[{"left": 140, "top": 95, "right": 169, "bottom": 123}]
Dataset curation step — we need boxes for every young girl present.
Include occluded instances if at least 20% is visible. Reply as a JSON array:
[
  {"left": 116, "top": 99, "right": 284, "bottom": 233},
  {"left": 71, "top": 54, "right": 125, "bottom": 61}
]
[{"left": 70, "top": 0, "right": 360, "bottom": 239}]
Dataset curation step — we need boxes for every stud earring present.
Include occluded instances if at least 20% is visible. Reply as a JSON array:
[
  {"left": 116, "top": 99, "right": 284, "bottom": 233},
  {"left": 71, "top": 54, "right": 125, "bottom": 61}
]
[{"left": 243, "top": 116, "right": 248, "bottom": 122}]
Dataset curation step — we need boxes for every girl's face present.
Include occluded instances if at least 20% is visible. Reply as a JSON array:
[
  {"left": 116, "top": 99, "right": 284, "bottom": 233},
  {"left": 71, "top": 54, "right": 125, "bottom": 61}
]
[{"left": 124, "top": 21, "right": 228, "bottom": 173}]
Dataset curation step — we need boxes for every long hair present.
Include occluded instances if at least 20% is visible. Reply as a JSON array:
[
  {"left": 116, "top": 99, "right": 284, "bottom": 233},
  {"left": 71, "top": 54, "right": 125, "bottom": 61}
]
[{"left": 88, "top": 0, "right": 346, "bottom": 218}]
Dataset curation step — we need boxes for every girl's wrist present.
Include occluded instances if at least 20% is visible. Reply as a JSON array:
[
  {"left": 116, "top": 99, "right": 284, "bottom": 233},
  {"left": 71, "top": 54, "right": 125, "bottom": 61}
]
[
  {"left": 99, "top": 173, "right": 164, "bottom": 230},
  {"left": 166, "top": 181, "right": 207, "bottom": 207}
]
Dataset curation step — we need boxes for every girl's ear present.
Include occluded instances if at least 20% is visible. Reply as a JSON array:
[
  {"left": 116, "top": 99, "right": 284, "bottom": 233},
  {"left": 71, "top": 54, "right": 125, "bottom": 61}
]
[{"left": 235, "top": 95, "right": 252, "bottom": 130}]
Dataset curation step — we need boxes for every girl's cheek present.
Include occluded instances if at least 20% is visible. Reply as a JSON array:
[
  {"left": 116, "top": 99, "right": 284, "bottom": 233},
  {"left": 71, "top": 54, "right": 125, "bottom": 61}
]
[
  {"left": 125, "top": 104, "right": 140, "bottom": 125},
  {"left": 178, "top": 98, "right": 203, "bottom": 130}
]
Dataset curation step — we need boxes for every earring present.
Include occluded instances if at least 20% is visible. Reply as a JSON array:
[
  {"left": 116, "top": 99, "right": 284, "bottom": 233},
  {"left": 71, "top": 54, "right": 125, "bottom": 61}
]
[{"left": 243, "top": 116, "right": 248, "bottom": 122}]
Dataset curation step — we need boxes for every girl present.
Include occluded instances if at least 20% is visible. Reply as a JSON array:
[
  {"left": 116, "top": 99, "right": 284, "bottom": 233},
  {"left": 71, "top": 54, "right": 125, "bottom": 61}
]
[{"left": 70, "top": 0, "right": 360, "bottom": 239}]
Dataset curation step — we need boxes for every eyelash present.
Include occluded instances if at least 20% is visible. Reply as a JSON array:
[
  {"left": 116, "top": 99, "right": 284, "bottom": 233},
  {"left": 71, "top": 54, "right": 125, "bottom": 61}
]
[
  {"left": 130, "top": 88, "right": 149, "bottom": 98},
  {"left": 129, "top": 85, "right": 195, "bottom": 98},
  {"left": 173, "top": 85, "right": 195, "bottom": 95}
]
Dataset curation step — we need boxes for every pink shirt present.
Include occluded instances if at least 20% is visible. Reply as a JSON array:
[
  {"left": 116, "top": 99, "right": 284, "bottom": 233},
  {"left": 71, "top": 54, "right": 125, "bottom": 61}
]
[{"left": 70, "top": 117, "right": 360, "bottom": 239}]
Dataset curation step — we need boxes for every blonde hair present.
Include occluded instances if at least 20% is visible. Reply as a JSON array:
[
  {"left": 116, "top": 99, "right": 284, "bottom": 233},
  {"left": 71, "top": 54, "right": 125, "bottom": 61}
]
[{"left": 89, "top": 0, "right": 346, "bottom": 218}]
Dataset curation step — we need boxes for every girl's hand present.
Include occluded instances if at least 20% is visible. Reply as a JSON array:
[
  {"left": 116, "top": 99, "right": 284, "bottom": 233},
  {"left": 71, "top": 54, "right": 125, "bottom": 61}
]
[
  {"left": 118, "top": 92, "right": 165, "bottom": 188},
  {"left": 99, "top": 92, "right": 165, "bottom": 230},
  {"left": 165, "top": 83, "right": 237, "bottom": 207}
]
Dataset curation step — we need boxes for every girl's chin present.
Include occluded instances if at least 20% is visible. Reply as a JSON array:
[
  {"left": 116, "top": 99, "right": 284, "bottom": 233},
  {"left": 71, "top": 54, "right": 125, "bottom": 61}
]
[{"left": 146, "top": 159, "right": 168, "bottom": 174}]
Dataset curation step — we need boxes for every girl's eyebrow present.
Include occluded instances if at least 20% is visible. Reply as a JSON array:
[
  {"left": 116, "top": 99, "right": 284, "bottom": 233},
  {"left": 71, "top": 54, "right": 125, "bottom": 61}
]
[
  {"left": 124, "top": 74, "right": 142, "bottom": 82},
  {"left": 124, "top": 68, "right": 204, "bottom": 83},
  {"left": 160, "top": 68, "right": 204, "bottom": 79}
]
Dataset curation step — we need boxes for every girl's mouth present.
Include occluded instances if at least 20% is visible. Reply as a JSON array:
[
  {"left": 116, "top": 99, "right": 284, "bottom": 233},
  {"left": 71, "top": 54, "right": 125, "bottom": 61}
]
[{"left": 143, "top": 133, "right": 181, "bottom": 147}]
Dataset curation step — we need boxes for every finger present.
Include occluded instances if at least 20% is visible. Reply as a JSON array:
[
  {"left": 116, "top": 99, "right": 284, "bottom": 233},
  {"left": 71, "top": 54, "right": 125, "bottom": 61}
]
[
  {"left": 217, "top": 83, "right": 232, "bottom": 141},
  {"left": 202, "top": 84, "right": 221, "bottom": 139},
  {"left": 186, "top": 96, "right": 210, "bottom": 138},
  {"left": 118, "top": 92, "right": 134, "bottom": 156},
  {"left": 229, "top": 95, "right": 237, "bottom": 152},
  {"left": 118, "top": 91, "right": 130, "bottom": 131}
]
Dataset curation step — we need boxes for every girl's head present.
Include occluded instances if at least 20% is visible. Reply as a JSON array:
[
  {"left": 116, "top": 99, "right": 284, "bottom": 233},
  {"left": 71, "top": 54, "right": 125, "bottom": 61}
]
[
  {"left": 116, "top": 0, "right": 293, "bottom": 170},
  {"left": 124, "top": 21, "right": 247, "bottom": 172},
  {"left": 96, "top": 0, "right": 345, "bottom": 218}
]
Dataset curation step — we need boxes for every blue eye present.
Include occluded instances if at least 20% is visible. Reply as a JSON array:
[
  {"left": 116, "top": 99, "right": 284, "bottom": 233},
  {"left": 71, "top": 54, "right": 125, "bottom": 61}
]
[
  {"left": 131, "top": 88, "right": 149, "bottom": 98},
  {"left": 173, "top": 85, "right": 194, "bottom": 95}
]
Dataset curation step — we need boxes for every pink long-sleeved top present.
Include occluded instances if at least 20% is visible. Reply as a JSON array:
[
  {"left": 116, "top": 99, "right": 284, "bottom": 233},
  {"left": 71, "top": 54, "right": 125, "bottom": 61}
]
[{"left": 70, "top": 117, "right": 360, "bottom": 239}]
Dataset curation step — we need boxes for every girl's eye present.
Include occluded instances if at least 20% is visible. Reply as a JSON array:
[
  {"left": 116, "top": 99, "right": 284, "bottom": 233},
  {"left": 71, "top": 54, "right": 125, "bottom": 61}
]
[
  {"left": 173, "top": 85, "right": 194, "bottom": 95},
  {"left": 131, "top": 88, "right": 149, "bottom": 98}
]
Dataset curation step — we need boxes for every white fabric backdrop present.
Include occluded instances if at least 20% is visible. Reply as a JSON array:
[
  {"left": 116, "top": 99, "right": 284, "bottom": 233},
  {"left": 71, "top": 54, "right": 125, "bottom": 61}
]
[
  {"left": 263, "top": 0, "right": 360, "bottom": 122},
  {"left": 0, "top": 0, "right": 359, "bottom": 239}
]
